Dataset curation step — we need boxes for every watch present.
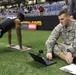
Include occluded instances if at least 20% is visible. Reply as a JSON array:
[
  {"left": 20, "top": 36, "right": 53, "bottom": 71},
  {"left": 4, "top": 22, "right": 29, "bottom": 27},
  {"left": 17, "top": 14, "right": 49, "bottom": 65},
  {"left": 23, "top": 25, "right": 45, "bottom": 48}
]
[{"left": 67, "top": 49, "right": 71, "bottom": 52}]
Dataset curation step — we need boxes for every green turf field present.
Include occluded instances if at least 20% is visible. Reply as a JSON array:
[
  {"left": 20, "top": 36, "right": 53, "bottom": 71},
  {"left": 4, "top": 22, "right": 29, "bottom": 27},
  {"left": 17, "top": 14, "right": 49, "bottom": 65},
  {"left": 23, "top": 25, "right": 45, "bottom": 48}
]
[{"left": 0, "top": 29, "right": 71, "bottom": 75}]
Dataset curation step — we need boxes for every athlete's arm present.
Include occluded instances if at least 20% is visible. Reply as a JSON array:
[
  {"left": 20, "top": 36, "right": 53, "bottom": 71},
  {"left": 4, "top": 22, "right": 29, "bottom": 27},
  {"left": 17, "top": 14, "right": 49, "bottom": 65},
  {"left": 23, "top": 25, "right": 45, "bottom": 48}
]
[
  {"left": 8, "top": 29, "right": 12, "bottom": 45},
  {"left": 15, "top": 19, "right": 22, "bottom": 50}
]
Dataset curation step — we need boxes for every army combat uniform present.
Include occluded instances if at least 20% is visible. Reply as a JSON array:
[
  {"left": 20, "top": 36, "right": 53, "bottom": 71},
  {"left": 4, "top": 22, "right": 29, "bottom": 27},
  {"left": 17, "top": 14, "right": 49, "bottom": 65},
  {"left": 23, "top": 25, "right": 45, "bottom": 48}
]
[{"left": 46, "top": 19, "right": 76, "bottom": 57}]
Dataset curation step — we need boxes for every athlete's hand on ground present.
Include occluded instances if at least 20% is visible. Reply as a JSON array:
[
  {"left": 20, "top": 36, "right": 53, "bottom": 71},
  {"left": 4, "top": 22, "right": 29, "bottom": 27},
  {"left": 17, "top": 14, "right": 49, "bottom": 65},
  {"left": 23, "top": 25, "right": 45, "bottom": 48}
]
[
  {"left": 8, "top": 44, "right": 16, "bottom": 47},
  {"left": 46, "top": 52, "right": 52, "bottom": 60},
  {"left": 20, "top": 47, "right": 28, "bottom": 51}
]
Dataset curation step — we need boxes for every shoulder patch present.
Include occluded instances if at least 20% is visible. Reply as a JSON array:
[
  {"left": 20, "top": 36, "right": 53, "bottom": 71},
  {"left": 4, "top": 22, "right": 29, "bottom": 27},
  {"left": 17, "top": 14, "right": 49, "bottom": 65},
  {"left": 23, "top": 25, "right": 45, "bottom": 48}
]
[
  {"left": 55, "top": 26, "right": 61, "bottom": 32},
  {"left": 54, "top": 23, "right": 62, "bottom": 32}
]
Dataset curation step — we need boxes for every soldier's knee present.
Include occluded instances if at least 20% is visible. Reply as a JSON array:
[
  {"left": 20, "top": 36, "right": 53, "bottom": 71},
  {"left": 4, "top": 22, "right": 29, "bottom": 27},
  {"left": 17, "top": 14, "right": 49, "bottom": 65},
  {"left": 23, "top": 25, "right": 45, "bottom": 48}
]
[{"left": 54, "top": 44, "right": 61, "bottom": 54}]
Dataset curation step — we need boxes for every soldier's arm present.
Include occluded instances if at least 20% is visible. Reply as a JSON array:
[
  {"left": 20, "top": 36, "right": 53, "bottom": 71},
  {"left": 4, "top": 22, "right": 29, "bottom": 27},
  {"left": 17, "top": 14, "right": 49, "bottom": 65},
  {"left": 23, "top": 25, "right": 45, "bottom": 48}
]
[
  {"left": 67, "top": 24, "right": 76, "bottom": 54},
  {"left": 45, "top": 24, "right": 61, "bottom": 53}
]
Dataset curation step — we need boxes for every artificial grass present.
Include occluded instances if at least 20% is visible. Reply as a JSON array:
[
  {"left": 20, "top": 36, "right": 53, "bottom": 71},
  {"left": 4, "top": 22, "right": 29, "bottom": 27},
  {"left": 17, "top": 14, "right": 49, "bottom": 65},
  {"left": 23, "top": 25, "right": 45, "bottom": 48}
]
[{"left": 0, "top": 29, "right": 71, "bottom": 75}]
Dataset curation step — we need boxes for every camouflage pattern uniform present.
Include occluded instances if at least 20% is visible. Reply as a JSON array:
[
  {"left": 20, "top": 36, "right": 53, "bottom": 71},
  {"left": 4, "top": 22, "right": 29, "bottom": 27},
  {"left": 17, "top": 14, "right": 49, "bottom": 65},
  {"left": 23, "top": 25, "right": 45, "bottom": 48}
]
[{"left": 46, "top": 19, "right": 76, "bottom": 57}]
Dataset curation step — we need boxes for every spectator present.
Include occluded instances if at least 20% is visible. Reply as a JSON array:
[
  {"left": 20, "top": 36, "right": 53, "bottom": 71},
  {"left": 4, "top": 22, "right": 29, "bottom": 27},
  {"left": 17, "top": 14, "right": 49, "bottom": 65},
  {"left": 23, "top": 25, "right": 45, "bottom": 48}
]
[
  {"left": 38, "top": 4, "right": 44, "bottom": 15},
  {"left": 62, "top": 3, "right": 68, "bottom": 10}
]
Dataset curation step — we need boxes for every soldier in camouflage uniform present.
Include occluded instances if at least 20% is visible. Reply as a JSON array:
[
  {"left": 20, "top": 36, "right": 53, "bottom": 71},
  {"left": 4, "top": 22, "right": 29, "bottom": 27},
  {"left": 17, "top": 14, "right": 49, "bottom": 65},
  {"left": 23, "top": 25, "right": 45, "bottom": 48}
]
[{"left": 46, "top": 9, "right": 76, "bottom": 64}]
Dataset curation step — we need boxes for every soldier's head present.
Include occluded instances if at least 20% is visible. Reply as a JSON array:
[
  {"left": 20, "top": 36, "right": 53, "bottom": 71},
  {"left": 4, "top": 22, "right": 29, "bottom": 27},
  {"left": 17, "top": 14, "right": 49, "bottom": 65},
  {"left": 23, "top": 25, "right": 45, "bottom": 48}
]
[
  {"left": 58, "top": 9, "right": 71, "bottom": 27},
  {"left": 17, "top": 12, "right": 25, "bottom": 21}
]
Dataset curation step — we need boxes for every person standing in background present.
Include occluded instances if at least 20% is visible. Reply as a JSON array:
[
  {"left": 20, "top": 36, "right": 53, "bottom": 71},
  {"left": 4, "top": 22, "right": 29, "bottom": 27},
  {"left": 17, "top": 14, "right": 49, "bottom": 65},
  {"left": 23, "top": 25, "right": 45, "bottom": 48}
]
[{"left": 70, "top": 0, "right": 76, "bottom": 19}]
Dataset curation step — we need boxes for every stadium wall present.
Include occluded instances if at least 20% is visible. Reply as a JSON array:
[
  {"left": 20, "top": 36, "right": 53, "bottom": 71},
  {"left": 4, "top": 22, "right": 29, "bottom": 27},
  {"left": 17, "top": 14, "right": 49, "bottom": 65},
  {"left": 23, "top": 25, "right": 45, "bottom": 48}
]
[{"left": 23, "top": 15, "right": 59, "bottom": 30}]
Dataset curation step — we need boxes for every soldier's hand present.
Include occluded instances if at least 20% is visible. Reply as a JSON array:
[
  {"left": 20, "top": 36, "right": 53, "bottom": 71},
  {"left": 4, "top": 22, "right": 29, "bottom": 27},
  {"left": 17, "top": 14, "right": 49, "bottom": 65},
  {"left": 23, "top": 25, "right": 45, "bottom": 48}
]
[
  {"left": 46, "top": 52, "right": 52, "bottom": 60},
  {"left": 65, "top": 52, "right": 73, "bottom": 64}
]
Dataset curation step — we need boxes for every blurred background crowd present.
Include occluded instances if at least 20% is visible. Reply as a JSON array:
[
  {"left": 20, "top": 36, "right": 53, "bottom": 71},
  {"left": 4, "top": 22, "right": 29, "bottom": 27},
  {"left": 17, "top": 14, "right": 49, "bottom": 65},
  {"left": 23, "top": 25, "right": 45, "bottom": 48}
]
[{"left": 0, "top": 0, "right": 71, "bottom": 18}]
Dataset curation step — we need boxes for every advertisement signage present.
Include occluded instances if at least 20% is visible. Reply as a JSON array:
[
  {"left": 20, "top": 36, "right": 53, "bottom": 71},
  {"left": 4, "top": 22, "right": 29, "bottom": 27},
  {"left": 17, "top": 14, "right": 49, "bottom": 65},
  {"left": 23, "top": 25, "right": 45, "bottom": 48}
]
[{"left": 28, "top": 23, "right": 36, "bottom": 30}]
